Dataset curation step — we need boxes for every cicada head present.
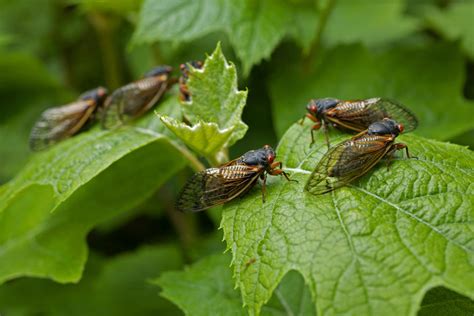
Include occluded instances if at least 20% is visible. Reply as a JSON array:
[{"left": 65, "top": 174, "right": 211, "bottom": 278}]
[
  {"left": 240, "top": 145, "right": 276, "bottom": 169},
  {"left": 306, "top": 98, "right": 339, "bottom": 118},
  {"left": 367, "top": 118, "right": 404, "bottom": 137},
  {"left": 144, "top": 65, "right": 173, "bottom": 78},
  {"left": 78, "top": 86, "right": 108, "bottom": 106},
  {"left": 180, "top": 61, "right": 203, "bottom": 78}
]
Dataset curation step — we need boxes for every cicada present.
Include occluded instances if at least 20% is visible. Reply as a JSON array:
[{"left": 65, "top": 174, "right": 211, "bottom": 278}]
[
  {"left": 176, "top": 145, "right": 291, "bottom": 212},
  {"left": 101, "top": 65, "right": 173, "bottom": 129},
  {"left": 305, "top": 118, "right": 413, "bottom": 195},
  {"left": 302, "top": 97, "right": 418, "bottom": 145},
  {"left": 29, "top": 87, "right": 108, "bottom": 151},
  {"left": 178, "top": 60, "right": 203, "bottom": 102}
]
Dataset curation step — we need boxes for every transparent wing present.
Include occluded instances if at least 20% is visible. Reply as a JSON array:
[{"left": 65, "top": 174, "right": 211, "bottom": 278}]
[
  {"left": 176, "top": 164, "right": 262, "bottom": 212},
  {"left": 368, "top": 98, "right": 418, "bottom": 132},
  {"left": 327, "top": 98, "right": 418, "bottom": 132},
  {"left": 29, "top": 100, "right": 95, "bottom": 151},
  {"left": 101, "top": 77, "right": 168, "bottom": 129},
  {"left": 305, "top": 135, "right": 392, "bottom": 195}
]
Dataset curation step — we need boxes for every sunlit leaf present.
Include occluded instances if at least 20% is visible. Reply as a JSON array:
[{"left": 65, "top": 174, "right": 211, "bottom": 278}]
[
  {"left": 159, "top": 116, "right": 234, "bottom": 158},
  {"left": 132, "top": 0, "right": 319, "bottom": 75},
  {"left": 221, "top": 120, "right": 474, "bottom": 315},
  {"left": 161, "top": 44, "right": 248, "bottom": 161}
]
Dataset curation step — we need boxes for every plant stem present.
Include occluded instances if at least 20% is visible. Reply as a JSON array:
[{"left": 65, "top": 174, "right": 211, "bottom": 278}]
[
  {"left": 88, "top": 12, "right": 122, "bottom": 89},
  {"left": 304, "top": 0, "right": 337, "bottom": 70},
  {"left": 207, "top": 149, "right": 229, "bottom": 167},
  {"left": 169, "top": 140, "right": 206, "bottom": 172}
]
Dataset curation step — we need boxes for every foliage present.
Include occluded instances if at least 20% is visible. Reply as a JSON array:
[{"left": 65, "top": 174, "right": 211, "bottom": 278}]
[
  {"left": 159, "top": 44, "right": 248, "bottom": 163},
  {"left": 0, "top": 245, "right": 183, "bottom": 315},
  {"left": 221, "top": 121, "right": 474, "bottom": 315},
  {"left": 0, "top": 0, "right": 473, "bottom": 315}
]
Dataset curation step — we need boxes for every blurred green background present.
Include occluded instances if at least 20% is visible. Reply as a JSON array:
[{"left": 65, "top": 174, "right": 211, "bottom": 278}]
[{"left": 0, "top": 0, "right": 473, "bottom": 315}]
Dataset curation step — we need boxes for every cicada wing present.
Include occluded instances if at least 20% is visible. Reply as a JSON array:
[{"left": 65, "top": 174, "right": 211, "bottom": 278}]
[
  {"left": 305, "top": 136, "right": 391, "bottom": 195},
  {"left": 176, "top": 165, "right": 262, "bottom": 212},
  {"left": 101, "top": 77, "right": 169, "bottom": 129},
  {"left": 29, "top": 100, "right": 95, "bottom": 151},
  {"left": 323, "top": 98, "right": 383, "bottom": 133},
  {"left": 370, "top": 98, "right": 418, "bottom": 132},
  {"left": 327, "top": 98, "right": 418, "bottom": 133}
]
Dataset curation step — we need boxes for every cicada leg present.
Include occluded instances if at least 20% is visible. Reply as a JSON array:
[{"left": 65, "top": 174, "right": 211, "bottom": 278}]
[
  {"left": 310, "top": 121, "right": 321, "bottom": 145},
  {"left": 299, "top": 113, "right": 321, "bottom": 145},
  {"left": 268, "top": 161, "right": 297, "bottom": 183},
  {"left": 260, "top": 173, "right": 267, "bottom": 203},
  {"left": 385, "top": 142, "right": 415, "bottom": 170}
]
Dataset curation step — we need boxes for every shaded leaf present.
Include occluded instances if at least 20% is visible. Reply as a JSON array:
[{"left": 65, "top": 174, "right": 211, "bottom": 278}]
[
  {"left": 423, "top": 1, "right": 474, "bottom": 59},
  {"left": 323, "top": 0, "right": 419, "bottom": 47},
  {"left": 0, "top": 102, "right": 187, "bottom": 285},
  {"left": 0, "top": 245, "right": 183, "bottom": 316},
  {"left": 0, "top": 51, "right": 66, "bottom": 181},
  {"left": 156, "top": 253, "right": 315, "bottom": 316},
  {"left": 418, "top": 286, "right": 474, "bottom": 316},
  {"left": 73, "top": 0, "right": 143, "bottom": 16},
  {"left": 221, "top": 120, "right": 474, "bottom": 315},
  {"left": 269, "top": 42, "right": 474, "bottom": 141}
]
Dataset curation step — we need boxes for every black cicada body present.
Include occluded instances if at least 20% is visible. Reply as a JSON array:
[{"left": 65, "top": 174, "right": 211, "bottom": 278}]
[
  {"left": 29, "top": 87, "right": 108, "bottom": 151},
  {"left": 176, "top": 145, "right": 291, "bottom": 212},
  {"left": 101, "top": 65, "right": 173, "bottom": 129},
  {"left": 178, "top": 60, "right": 203, "bottom": 102},
  {"left": 305, "top": 118, "right": 413, "bottom": 195},
  {"left": 302, "top": 97, "right": 418, "bottom": 145}
]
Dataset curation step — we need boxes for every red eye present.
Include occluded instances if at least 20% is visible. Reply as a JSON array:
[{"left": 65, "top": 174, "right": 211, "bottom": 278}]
[
  {"left": 398, "top": 124, "right": 404, "bottom": 133},
  {"left": 267, "top": 154, "right": 274, "bottom": 164}
]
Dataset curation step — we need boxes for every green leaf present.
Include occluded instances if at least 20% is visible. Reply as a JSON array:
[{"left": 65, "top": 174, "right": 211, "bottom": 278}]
[
  {"left": 418, "top": 287, "right": 474, "bottom": 316},
  {"left": 0, "top": 51, "right": 66, "bottom": 182},
  {"left": 269, "top": 42, "right": 474, "bottom": 141},
  {"left": 0, "top": 245, "right": 184, "bottom": 315},
  {"left": 156, "top": 253, "right": 315, "bottom": 316},
  {"left": 0, "top": 0, "right": 56, "bottom": 56},
  {"left": 156, "top": 254, "right": 244, "bottom": 315},
  {"left": 227, "top": 0, "right": 291, "bottom": 75},
  {"left": 132, "top": 0, "right": 319, "bottom": 75},
  {"left": 221, "top": 120, "right": 474, "bottom": 315},
  {"left": 323, "top": 0, "right": 419, "bottom": 47},
  {"left": 0, "top": 101, "right": 187, "bottom": 285},
  {"left": 161, "top": 44, "right": 248, "bottom": 160},
  {"left": 423, "top": 1, "right": 474, "bottom": 59},
  {"left": 72, "top": 0, "right": 143, "bottom": 16},
  {"left": 182, "top": 43, "right": 247, "bottom": 144},
  {"left": 159, "top": 116, "right": 235, "bottom": 158}
]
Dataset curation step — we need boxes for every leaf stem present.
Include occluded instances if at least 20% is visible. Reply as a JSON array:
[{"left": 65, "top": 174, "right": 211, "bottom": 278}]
[
  {"left": 304, "top": 0, "right": 336, "bottom": 70},
  {"left": 207, "top": 149, "right": 228, "bottom": 167},
  {"left": 170, "top": 141, "right": 206, "bottom": 172},
  {"left": 88, "top": 12, "right": 122, "bottom": 89}
]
